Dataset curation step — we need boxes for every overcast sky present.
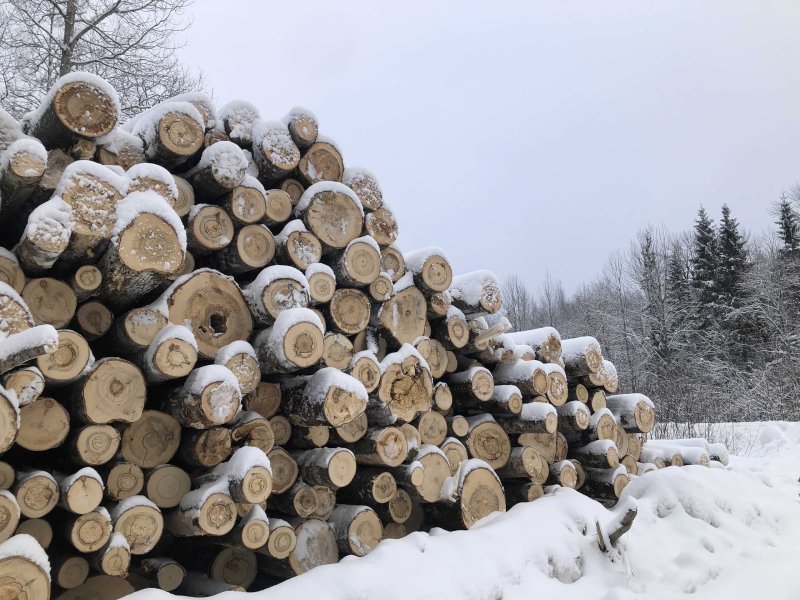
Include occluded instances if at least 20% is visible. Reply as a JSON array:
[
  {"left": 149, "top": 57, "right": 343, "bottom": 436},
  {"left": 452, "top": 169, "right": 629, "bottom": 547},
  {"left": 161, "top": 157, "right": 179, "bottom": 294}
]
[{"left": 181, "top": 1, "right": 800, "bottom": 292}]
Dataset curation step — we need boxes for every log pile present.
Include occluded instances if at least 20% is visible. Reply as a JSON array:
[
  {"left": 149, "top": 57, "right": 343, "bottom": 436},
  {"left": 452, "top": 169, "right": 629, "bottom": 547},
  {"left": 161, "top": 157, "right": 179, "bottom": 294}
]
[{"left": 0, "top": 72, "right": 724, "bottom": 599}]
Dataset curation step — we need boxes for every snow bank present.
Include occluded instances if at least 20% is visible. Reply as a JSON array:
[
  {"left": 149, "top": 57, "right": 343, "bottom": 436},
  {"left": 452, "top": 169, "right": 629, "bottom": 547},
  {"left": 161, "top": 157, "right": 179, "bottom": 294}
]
[{"left": 130, "top": 422, "right": 800, "bottom": 600}]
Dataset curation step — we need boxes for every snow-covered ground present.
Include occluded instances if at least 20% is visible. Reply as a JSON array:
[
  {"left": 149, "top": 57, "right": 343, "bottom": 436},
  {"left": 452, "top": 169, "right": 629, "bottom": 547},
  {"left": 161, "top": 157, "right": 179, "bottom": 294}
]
[{"left": 134, "top": 422, "right": 800, "bottom": 600}]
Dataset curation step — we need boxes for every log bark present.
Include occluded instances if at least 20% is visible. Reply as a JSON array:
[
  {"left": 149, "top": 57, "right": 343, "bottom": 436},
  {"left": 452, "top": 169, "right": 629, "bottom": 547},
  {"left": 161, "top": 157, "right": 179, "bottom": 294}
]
[
  {"left": 137, "top": 325, "right": 198, "bottom": 384},
  {"left": 283, "top": 108, "right": 319, "bottom": 150},
  {"left": 295, "top": 447, "right": 357, "bottom": 489},
  {"left": 561, "top": 336, "right": 604, "bottom": 377},
  {"left": 439, "top": 437, "right": 468, "bottom": 475},
  {"left": 0, "top": 325, "right": 59, "bottom": 376},
  {"left": 448, "top": 270, "right": 503, "bottom": 317},
  {"left": 446, "top": 365, "right": 495, "bottom": 403},
  {"left": 96, "top": 129, "right": 146, "bottom": 170},
  {"left": 189, "top": 141, "right": 247, "bottom": 200},
  {"left": 556, "top": 401, "right": 591, "bottom": 432},
  {"left": 165, "top": 482, "right": 236, "bottom": 537},
  {"left": 108, "top": 306, "right": 168, "bottom": 355},
  {"left": 2, "top": 366, "right": 44, "bottom": 406},
  {"left": 582, "top": 466, "right": 629, "bottom": 501},
  {"left": 165, "top": 365, "right": 242, "bottom": 429},
  {"left": 403, "top": 247, "right": 453, "bottom": 295},
  {"left": 0, "top": 141, "right": 47, "bottom": 246},
  {"left": 70, "top": 267, "right": 102, "bottom": 306},
  {"left": 270, "top": 480, "right": 319, "bottom": 518},
  {"left": 252, "top": 120, "right": 301, "bottom": 183},
  {"left": 51, "top": 553, "right": 89, "bottom": 590},
  {"left": 282, "top": 367, "right": 367, "bottom": 427},
  {"left": 328, "top": 504, "right": 382, "bottom": 556},
  {"left": 504, "top": 481, "right": 544, "bottom": 506},
  {"left": 132, "top": 556, "right": 186, "bottom": 591},
  {"left": 496, "top": 446, "right": 548, "bottom": 482},
  {"left": 605, "top": 394, "right": 656, "bottom": 434},
  {"left": 126, "top": 103, "right": 205, "bottom": 168},
  {"left": 570, "top": 440, "right": 620, "bottom": 469},
  {"left": 496, "top": 403, "right": 557, "bottom": 435},
  {"left": 179, "top": 427, "right": 233, "bottom": 468},
  {"left": 492, "top": 359, "right": 549, "bottom": 397},
  {"left": 337, "top": 469, "right": 397, "bottom": 506}
]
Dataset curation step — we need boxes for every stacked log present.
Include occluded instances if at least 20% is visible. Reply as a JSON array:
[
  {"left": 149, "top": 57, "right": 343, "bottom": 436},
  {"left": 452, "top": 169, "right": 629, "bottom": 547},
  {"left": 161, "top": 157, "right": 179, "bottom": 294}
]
[{"left": 0, "top": 72, "right": 720, "bottom": 599}]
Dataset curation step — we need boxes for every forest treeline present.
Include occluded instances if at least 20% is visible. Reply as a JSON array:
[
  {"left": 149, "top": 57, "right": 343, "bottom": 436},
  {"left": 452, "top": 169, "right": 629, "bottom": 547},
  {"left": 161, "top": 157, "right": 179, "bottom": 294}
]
[{"left": 503, "top": 194, "right": 800, "bottom": 437}]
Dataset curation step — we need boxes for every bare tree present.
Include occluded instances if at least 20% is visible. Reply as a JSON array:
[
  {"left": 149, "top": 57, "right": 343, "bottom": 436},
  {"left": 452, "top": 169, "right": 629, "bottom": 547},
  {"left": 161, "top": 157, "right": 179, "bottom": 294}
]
[
  {"left": 537, "top": 271, "right": 567, "bottom": 329},
  {"left": 501, "top": 274, "right": 536, "bottom": 331},
  {"left": 0, "top": 0, "right": 203, "bottom": 118}
]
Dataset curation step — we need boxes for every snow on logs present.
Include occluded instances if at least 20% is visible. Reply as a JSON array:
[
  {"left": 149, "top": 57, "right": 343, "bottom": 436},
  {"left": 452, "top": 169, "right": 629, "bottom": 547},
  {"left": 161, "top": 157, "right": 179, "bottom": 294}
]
[{"left": 0, "top": 72, "right": 711, "bottom": 597}]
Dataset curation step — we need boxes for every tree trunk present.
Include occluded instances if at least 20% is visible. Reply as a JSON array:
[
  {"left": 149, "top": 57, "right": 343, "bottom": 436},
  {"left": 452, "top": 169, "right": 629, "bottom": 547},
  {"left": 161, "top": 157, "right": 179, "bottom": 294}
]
[
  {"left": 296, "top": 182, "right": 364, "bottom": 253},
  {"left": 72, "top": 357, "right": 146, "bottom": 424},
  {"left": 376, "top": 347, "right": 434, "bottom": 423},
  {"left": 328, "top": 504, "right": 382, "bottom": 556},
  {"left": 165, "top": 365, "right": 241, "bottom": 429},
  {"left": 209, "top": 224, "right": 275, "bottom": 275},
  {"left": 27, "top": 76, "right": 118, "bottom": 149},
  {"left": 426, "top": 459, "right": 506, "bottom": 530},
  {"left": 296, "top": 141, "right": 344, "bottom": 186},
  {"left": 275, "top": 220, "right": 323, "bottom": 271},
  {"left": 186, "top": 204, "right": 235, "bottom": 255}
]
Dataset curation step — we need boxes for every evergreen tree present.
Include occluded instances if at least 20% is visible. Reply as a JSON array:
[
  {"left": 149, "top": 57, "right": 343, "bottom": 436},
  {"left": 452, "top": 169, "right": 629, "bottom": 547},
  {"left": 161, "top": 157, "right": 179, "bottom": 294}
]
[
  {"left": 773, "top": 195, "right": 800, "bottom": 252},
  {"left": 716, "top": 204, "right": 747, "bottom": 308},
  {"left": 690, "top": 207, "right": 718, "bottom": 324}
]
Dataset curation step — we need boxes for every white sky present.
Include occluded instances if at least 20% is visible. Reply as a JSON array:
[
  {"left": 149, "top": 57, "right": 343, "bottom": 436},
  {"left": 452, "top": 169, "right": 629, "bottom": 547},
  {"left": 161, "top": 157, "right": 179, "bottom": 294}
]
[{"left": 181, "top": 0, "right": 800, "bottom": 291}]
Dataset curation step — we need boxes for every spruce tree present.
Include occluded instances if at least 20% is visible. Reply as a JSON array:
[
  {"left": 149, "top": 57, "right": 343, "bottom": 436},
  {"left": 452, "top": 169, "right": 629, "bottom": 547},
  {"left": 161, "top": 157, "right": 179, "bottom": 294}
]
[
  {"left": 773, "top": 196, "right": 800, "bottom": 252},
  {"left": 717, "top": 204, "right": 747, "bottom": 308},
  {"left": 690, "top": 207, "right": 718, "bottom": 323}
]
